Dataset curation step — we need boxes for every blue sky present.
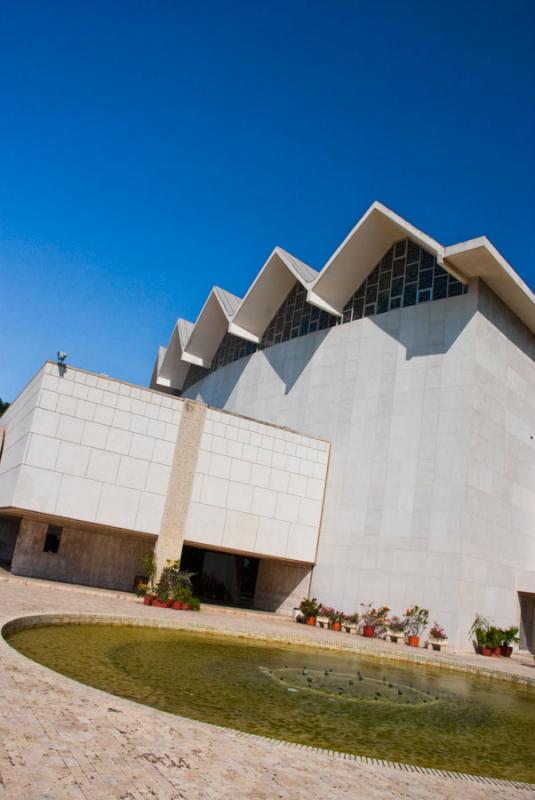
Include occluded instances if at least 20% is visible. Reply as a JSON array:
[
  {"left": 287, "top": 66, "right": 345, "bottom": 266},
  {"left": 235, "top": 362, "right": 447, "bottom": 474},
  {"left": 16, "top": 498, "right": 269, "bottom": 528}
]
[{"left": 1, "top": 0, "right": 534, "bottom": 401}]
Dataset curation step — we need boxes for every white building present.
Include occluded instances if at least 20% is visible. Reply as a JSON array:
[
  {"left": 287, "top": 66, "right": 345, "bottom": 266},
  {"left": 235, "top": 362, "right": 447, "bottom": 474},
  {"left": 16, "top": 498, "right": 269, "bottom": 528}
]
[{"left": 1, "top": 202, "right": 534, "bottom": 650}]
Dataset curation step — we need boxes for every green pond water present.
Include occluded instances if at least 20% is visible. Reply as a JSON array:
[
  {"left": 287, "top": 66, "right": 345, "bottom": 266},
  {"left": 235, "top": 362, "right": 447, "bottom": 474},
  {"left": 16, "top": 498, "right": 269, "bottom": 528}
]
[{"left": 6, "top": 623, "right": 535, "bottom": 781}]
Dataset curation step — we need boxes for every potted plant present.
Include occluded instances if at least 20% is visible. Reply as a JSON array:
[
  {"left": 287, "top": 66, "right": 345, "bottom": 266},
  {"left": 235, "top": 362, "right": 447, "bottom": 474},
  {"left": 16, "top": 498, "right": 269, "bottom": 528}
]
[
  {"left": 329, "top": 609, "right": 344, "bottom": 632},
  {"left": 470, "top": 614, "right": 491, "bottom": 655},
  {"left": 360, "top": 603, "right": 389, "bottom": 638},
  {"left": 135, "top": 582, "right": 152, "bottom": 605},
  {"left": 152, "top": 584, "right": 170, "bottom": 609},
  {"left": 342, "top": 613, "right": 359, "bottom": 634},
  {"left": 300, "top": 597, "right": 319, "bottom": 626},
  {"left": 316, "top": 604, "right": 331, "bottom": 629},
  {"left": 404, "top": 605, "right": 429, "bottom": 648},
  {"left": 426, "top": 622, "right": 448, "bottom": 651},
  {"left": 486, "top": 626, "right": 503, "bottom": 657},
  {"left": 385, "top": 615, "right": 406, "bottom": 643},
  {"left": 501, "top": 626, "right": 520, "bottom": 657}
]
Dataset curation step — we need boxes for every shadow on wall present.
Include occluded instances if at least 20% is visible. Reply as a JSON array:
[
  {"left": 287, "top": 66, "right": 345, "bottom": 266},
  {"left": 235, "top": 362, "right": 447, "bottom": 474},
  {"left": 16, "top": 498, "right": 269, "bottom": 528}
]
[
  {"left": 256, "top": 292, "right": 477, "bottom": 396},
  {"left": 186, "top": 290, "right": 481, "bottom": 401}
]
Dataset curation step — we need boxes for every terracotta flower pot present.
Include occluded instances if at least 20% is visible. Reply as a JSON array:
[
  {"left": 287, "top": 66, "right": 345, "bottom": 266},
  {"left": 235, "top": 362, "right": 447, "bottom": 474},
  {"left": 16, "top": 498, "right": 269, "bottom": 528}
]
[
  {"left": 306, "top": 615, "right": 317, "bottom": 626},
  {"left": 182, "top": 603, "right": 193, "bottom": 611},
  {"left": 501, "top": 645, "right": 513, "bottom": 657},
  {"left": 363, "top": 625, "right": 375, "bottom": 638},
  {"left": 407, "top": 635, "right": 420, "bottom": 648},
  {"left": 481, "top": 646, "right": 493, "bottom": 656},
  {"left": 152, "top": 598, "right": 168, "bottom": 609},
  {"left": 143, "top": 596, "right": 153, "bottom": 606},
  {"left": 492, "top": 647, "right": 502, "bottom": 657},
  {"left": 331, "top": 621, "right": 341, "bottom": 632},
  {"left": 171, "top": 601, "right": 183, "bottom": 610}
]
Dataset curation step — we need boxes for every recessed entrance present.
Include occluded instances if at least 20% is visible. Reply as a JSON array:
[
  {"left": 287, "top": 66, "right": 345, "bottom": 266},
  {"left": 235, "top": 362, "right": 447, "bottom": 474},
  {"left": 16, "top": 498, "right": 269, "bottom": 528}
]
[
  {"left": 180, "top": 544, "right": 259, "bottom": 608},
  {"left": 519, "top": 592, "right": 535, "bottom": 653},
  {"left": 0, "top": 515, "right": 21, "bottom": 569}
]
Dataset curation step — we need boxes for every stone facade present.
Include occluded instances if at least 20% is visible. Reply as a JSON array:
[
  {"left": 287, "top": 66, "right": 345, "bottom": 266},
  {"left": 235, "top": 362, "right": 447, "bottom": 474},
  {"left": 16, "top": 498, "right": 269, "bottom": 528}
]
[
  {"left": 11, "top": 518, "right": 152, "bottom": 591},
  {"left": 0, "top": 363, "right": 330, "bottom": 608},
  {"left": 183, "top": 280, "right": 535, "bottom": 648}
]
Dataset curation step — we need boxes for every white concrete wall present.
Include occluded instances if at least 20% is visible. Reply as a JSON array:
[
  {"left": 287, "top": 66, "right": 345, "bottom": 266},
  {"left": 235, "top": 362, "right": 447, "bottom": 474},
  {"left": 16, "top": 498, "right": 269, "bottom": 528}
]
[
  {"left": 0, "top": 363, "right": 329, "bottom": 564},
  {"left": 185, "top": 407, "right": 329, "bottom": 562},
  {"left": 458, "top": 283, "right": 535, "bottom": 638},
  {"left": 0, "top": 363, "right": 183, "bottom": 534},
  {"left": 183, "top": 284, "right": 535, "bottom": 647}
]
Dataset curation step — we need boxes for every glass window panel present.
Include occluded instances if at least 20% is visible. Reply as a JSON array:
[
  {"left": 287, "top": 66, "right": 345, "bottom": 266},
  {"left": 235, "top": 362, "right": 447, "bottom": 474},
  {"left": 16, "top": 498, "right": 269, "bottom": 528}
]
[
  {"left": 418, "top": 269, "right": 433, "bottom": 290},
  {"left": 379, "top": 271, "right": 392, "bottom": 291},
  {"left": 392, "top": 259, "right": 405, "bottom": 278},
  {"left": 418, "top": 289, "right": 431, "bottom": 303},
  {"left": 403, "top": 284, "right": 417, "bottom": 306},
  {"left": 448, "top": 281, "right": 463, "bottom": 297},
  {"left": 405, "top": 263, "right": 419, "bottom": 283},
  {"left": 433, "top": 277, "right": 447, "bottom": 299},
  {"left": 377, "top": 292, "right": 390, "bottom": 313}
]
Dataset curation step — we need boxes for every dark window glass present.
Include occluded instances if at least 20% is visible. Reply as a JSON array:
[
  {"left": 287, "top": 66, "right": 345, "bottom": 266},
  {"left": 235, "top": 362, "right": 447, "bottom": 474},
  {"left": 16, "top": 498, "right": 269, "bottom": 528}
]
[
  {"left": 390, "top": 297, "right": 401, "bottom": 310},
  {"left": 418, "top": 269, "right": 433, "bottom": 290},
  {"left": 405, "top": 263, "right": 419, "bottom": 283},
  {"left": 403, "top": 284, "right": 417, "bottom": 306},
  {"left": 44, "top": 525, "right": 62, "bottom": 553},
  {"left": 392, "top": 259, "right": 405, "bottom": 278},
  {"left": 365, "top": 284, "right": 378, "bottom": 304},
  {"left": 377, "top": 292, "right": 390, "bottom": 313},
  {"left": 379, "top": 271, "right": 391, "bottom": 291},
  {"left": 391, "top": 277, "right": 403, "bottom": 297},
  {"left": 433, "top": 277, "right": 447, "bottom": 299},
  {"left": 364, "top": 304, "right": 375, "bottom": 316},
  {"left": 352, "top": 299, "right": 364, "bottom": 319},
  {"left": 448, "top": 281, "right": 463, "bottom": 297},
  {"left": 421, "top": 250, "right": 434, "bottom": 270},
  {"left": 418, "top": 289, "right": 432, "bottom": 303}
]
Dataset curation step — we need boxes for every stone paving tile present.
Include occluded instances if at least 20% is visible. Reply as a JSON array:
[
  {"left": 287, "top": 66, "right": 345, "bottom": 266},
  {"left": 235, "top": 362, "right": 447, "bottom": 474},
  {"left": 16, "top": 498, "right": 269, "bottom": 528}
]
[{"left": 0, "top": 576, "right": 534, "bottom": 800}]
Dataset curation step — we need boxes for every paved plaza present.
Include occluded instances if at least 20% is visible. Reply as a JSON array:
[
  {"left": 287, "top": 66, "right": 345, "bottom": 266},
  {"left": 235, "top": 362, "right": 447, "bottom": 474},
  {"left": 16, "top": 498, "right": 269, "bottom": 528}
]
[{"left": 0, "top": 574, "right": 534, "bottom": 800}]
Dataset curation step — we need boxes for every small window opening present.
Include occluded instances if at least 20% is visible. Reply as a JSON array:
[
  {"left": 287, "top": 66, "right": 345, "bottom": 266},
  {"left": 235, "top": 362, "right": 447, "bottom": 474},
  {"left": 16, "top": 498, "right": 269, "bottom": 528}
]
[{"left": 43, "top": 525, "right": 62, "bottom": 553}]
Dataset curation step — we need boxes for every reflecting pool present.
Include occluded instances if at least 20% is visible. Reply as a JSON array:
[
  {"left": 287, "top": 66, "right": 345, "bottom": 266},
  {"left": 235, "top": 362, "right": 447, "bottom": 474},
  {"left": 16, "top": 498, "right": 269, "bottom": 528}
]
[{"left": 6, "top": 623, "right": 535, "bottom": 781}]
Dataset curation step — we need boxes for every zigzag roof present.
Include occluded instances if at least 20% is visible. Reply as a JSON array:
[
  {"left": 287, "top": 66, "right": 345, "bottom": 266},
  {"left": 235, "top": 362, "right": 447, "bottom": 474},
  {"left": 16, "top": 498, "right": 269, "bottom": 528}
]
[{"left": 151, "top": 202, "right": 534, "bottom": 390}]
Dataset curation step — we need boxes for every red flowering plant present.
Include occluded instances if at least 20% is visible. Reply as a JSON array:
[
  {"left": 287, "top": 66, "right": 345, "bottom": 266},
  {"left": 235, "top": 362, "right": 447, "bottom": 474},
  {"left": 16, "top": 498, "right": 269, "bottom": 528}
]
[
  {"left": 360, "top": 603, "right": 390, "bottom": 633},
  {"left": 429, "top": 622, "right": 447, "bottom": 640},
  {"left": 404, "top": 605, "right": 429, "bottom": 638}
]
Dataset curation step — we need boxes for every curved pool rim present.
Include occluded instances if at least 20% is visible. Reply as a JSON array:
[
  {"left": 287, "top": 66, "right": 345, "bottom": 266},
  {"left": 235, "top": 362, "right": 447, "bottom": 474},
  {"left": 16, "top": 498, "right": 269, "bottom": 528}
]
[{"left": 3, "top": 612, "right": 535, "bottom": 793}]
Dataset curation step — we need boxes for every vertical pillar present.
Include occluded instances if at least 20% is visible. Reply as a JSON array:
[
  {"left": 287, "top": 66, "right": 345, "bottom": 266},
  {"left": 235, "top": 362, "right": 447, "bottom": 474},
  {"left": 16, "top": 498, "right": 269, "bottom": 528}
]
[{"left": 155, "top": 399, "right": 206, "bottom": 577}]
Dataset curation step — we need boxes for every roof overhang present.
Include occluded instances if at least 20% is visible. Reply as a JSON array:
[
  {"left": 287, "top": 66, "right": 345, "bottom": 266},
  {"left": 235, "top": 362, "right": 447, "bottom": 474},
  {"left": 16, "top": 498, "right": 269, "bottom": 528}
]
[
  {"left": 151, "top": 318, "right": 193, "bottom": 391},
  {"left": 182, "top": 286, "right": 242, "bottom": 368},
  {"left": 444, "top": 238, "right": 535, "bottom": 334},
  {"left": 152, "top": 201, "right": 534, "bottom": 391},
  {"left": 230, "top": 247, "right": 318, "bottom": 340},
  {"left": 308, "top": 202, "right": 456, "bottom": 315}
]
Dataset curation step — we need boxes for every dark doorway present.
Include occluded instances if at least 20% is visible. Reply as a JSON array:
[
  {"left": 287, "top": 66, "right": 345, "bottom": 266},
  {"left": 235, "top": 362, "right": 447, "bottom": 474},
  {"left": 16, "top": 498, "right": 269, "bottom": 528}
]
[
  {"left": 181, "top": 544, "right": 259, "bottom": 608},
  {"left": 0, "top": 515, "right": 21, "bottom": 569},
  {"left": 519, "top": 593, "right": 535, "bottom": 653}
]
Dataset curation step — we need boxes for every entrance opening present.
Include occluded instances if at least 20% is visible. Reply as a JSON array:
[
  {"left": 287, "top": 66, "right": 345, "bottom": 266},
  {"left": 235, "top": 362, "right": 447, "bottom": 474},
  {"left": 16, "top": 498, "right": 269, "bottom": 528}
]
[
  {"left": 519, "top": 592, "right": 535, "bottom": 653},
  {"left": 180, "top": 544, "right": 259, "bottom": 608},
  {"left": 0, "top": 515, "right": 21, "bottom": 569}
]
